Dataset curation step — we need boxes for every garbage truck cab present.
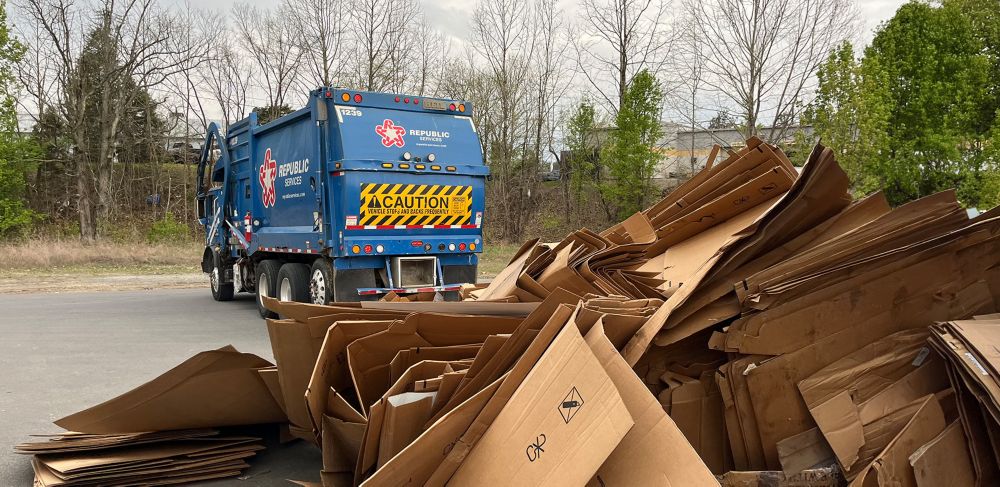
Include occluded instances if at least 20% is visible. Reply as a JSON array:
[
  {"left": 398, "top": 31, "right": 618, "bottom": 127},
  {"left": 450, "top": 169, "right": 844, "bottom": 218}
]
[{"left": 196, "top": 88, "right": 486, "bottom": 316}]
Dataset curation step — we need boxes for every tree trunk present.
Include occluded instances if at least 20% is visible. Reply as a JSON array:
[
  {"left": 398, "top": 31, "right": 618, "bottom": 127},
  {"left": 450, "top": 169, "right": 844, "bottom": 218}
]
[{"left": 77, "top": 154, "right": 97, "bottom": 242}]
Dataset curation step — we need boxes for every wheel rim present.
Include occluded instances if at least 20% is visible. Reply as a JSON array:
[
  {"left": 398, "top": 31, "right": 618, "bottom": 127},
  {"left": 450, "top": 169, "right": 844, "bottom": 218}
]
[
  {"left": 310, "top": 269, "right": 326, "bottom": 304},
  {"left": 211, "top": 266, "right": 220, "bottom": 293},
  {"left": 279, "top": 277, "right": 292, "bottom": 301},
  {"left": 258, "top": 274, "right": 269, "bottom": 305}
]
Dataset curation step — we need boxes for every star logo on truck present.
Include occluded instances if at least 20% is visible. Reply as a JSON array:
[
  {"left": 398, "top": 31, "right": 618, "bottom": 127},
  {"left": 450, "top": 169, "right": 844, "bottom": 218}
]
[
  {"left": 259, "top": 148, "right": 277, "bottom": 208},
  {"left": 376, "top": 119, "right": 406, "bottom": 148}
]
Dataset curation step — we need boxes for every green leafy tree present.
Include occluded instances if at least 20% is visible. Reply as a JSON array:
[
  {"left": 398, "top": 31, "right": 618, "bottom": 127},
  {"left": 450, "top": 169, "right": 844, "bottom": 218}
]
[
  {"left": 601, "top": 70, "right": 664, "bottom": 219},
  {"left": 803, "top": 41, "right": 891, "bottom": 189},
  {"left": 859, "top": 2, "right": 992, "bottom": 206},
  {"left": 565, "top": 100, "right": 598, "bottom": 209},
  {"left": 943, "top": 0, "right": 999, "bottom": 132},
  {"left": 0, "top": 0, "right": 39, "bottom": 237}
]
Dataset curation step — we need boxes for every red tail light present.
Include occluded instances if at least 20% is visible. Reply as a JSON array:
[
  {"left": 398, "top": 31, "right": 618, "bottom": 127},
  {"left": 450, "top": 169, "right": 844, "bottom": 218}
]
[
  {"left": 459, "top": 242, "right": 467, "bottom": 251},
  {"left": 354, "top": 94, "right": 363, "bottom": 103},
  {"left": 363, "top": 244, "right": 373, "bottom": 254},
  {"left": 449, "top": 103, "right": 456, "bottom": 111},
  {"left": 410, "top": 240, "right": 424, "bottom": 247}
]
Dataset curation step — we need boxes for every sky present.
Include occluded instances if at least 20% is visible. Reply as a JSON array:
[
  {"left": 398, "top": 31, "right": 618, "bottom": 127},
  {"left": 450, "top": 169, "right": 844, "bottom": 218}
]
[
  {"left": 184, "top": 0, "right": 910, "bottom": 47},
  {"left": 419, "top": 0, "right": 909, "bottom": 46}
]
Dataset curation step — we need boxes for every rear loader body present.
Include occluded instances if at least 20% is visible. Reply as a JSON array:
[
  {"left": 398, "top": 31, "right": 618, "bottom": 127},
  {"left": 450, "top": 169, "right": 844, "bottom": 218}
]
[{"left": 196, "top": 88, "right": 486, "bottom": 313}]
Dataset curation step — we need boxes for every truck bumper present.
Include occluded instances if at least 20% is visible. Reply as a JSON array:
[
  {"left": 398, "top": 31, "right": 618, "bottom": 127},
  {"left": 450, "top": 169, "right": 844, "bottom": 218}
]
[{"left": 356, "top": 284, "right": 464, "bottom": 296}]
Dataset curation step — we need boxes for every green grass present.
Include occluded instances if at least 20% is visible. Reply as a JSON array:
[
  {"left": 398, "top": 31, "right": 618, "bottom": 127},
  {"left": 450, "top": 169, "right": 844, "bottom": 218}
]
[{"left": 478, "top": 242, "right": 523, "bottom": 278}]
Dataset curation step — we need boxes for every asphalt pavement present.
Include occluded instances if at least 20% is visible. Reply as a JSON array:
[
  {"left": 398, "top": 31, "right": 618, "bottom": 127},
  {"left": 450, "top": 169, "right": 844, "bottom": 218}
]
[{"left": 0, "top": 288, "right": 321, "bottom": 486}]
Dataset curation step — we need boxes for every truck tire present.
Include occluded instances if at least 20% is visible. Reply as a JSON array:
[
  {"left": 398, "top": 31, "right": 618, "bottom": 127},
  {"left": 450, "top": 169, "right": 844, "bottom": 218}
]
[
  {"left": 309, "top": 258, "right": 335, "bottom": 305},
  {"left": 210, "top": 251, "right": 234, "bottom": 302},
  {"left": 255, "top": 259, "right": 281, "bottom": 318},
  {"left": 277, "top": 263, "right": 310, "bottom": 303}
]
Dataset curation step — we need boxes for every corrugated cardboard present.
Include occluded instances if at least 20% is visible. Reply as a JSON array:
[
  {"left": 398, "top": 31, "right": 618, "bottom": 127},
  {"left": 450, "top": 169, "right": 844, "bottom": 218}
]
[
  {"left": 717, "top": 467, "right": 842, "bottom": 487},
  {"left": 584, "top": 322, "right": 718, "bottom": 486},
  {"left": 305, "top": 319, "right": 395, "bottom": 433},
  {"left": 55, "top": 346, "right": 285, "bottom": 434},
  {"left": 377, "top": 392, "right": 436, "bottom": 467},
  {"left": 848, "top": 395, "right": 946, "bottom": 487},
  {"left": 796, "top": 329, "right": 940, "bottom": 470},
  {"left": 909, "top": 421, "right": 976, "bottom": 487},
  {"left": 267, "top": 311, "right": 405, "bottom": 438},
  {"left": 446, "top": 313, "right": 634, "bottom": 486},
  {"left": 321, "top": 415, "right": 365, "bottom": 487},
  {"left": 359, "top": 375, "right": 505, "bottom": 486},
  {"left": 346, "top": 313, "right": 521, "bottom": 415}
]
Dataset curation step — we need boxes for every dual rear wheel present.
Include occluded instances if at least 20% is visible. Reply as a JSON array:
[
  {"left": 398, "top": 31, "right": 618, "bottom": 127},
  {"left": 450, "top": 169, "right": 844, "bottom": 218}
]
[{"left": 255, "top": 259, "right": 334, "bottom": 318}]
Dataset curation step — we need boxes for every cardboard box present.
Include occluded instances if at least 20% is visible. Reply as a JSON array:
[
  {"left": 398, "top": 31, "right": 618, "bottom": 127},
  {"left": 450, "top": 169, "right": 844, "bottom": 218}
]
[{"left": 446, "top": 312, "right": 634, "bottom": 486}]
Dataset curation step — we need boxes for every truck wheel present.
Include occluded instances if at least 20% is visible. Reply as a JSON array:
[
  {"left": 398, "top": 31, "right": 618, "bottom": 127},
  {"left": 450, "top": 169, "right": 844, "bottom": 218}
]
[
  {"left": 309, "top": 259, "right": 335, "bottom": 305},
  {"left": 210, "top": 251, "right": 234, "bottom": 302},
  {"left": 277, "top": 263, "right": 310, "bottom": 303},
  {"left": 255, "top": 259, "right": 281, "bottom": 318}
]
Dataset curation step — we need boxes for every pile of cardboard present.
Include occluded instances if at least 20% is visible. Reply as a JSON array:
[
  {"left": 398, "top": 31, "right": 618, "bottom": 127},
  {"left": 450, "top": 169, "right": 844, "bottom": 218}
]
[
  {"left": 21, "top": 138, "right": 1000, "bottom": 486},
  {"left": 260, "top": 291, "right": 718, "bottom": 485},
  {"left": 459, "top": 138, "right": 1000, "bottom": 485},
  {"left": 18, "top": 346, "right": 284, "bottom": 486}
]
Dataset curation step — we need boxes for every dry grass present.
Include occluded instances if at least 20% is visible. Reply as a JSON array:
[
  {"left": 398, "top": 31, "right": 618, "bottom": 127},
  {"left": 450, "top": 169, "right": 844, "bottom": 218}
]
[
  {"left": 0, "top": 238, "right": 521, "bottom": 279},
  {"left": 0, "top": 239, "right": 202, "bottom": 274}
]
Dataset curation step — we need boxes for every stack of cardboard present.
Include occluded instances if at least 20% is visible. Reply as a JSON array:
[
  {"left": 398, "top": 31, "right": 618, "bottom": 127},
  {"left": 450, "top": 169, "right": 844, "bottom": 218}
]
[
  {"left": 17, "top": 346, "right": 283, "bottom": 485},
  {"left": 927, "top": 315, "right": 1000, "bottom": 486},
  {"left": 17, "top": 430, "right": 265, "bottom": 486}
]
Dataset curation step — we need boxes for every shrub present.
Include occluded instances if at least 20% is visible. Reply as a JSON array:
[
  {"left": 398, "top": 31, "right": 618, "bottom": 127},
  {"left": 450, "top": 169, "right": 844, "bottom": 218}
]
[{"left": 147, "top": 212, "right": 191, "bottom": 244}]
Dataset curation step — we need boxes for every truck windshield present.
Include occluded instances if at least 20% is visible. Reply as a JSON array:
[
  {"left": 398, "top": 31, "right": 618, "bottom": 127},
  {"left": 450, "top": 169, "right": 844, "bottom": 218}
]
[{"left": 334, "top": 105, "right": 482, "bottom": 165}]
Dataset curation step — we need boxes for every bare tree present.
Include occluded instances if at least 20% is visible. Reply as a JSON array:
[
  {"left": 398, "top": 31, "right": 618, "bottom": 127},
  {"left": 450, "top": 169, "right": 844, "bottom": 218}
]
[
  {"left": 575, "top": 0, "right": 675, "bottom": 115},
  {"left": 283, "top": 0, "right": 346, "bottom": 89},
  {"left": 200, "top": 40, "right": 253, "bottom": 130},
  {"left": 469, "top": 0, "right": 539, "bottom": 241},
  {"left": 18, "top": 0, "right": 197, "bottom": 240},
  {"left": 685, "top": 0, "right": 859, "bottom": 142},
  {"left": 531, "top": 0, "right": 573, "bottom": 215},
  {"left": 667, "top": 14, "right": 707, "bottom": 177},
  {"left": 233, "top": 3, "right": 303, "bottom": 111},
  {"left": 163, "top": 2, "right": 216, "bottom": 131},
  {"left": 350, "top": 0, "right": 419, "bottom": 92},
  {"left": 411, "top": 18, "right": 451, "bottom": 96}
]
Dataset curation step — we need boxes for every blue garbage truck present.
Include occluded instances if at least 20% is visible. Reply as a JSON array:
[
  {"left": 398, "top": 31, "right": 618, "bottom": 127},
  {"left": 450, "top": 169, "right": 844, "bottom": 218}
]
[{"left": 196, "top": 88, "right": 486, "bottom": 316}]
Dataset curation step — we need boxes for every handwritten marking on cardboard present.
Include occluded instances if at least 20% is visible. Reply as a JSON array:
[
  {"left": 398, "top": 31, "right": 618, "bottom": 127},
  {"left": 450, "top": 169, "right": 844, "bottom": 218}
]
[{"left": 526, "top": 434, "right": 546, "bottom": 462}]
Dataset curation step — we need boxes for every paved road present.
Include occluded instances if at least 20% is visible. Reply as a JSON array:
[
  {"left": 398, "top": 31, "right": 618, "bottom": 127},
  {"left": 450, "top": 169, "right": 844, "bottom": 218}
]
[{"left": 0, "top": 288, "right": 321, "bottom": 486}]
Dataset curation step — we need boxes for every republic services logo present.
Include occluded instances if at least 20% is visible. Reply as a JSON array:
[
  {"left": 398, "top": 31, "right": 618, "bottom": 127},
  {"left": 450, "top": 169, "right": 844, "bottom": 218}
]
[
  {"left": 259, "top": 148, "right": 277, "bottom": 208},
  {"left": 376, "top": 119, "right": 406, "bottom": 148}
]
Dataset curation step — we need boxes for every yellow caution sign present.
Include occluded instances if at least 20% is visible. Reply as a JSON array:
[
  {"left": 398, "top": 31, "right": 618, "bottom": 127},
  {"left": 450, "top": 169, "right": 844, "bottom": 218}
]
[{"left": 359, "top": 183, "right": 472, "bottom": 226}]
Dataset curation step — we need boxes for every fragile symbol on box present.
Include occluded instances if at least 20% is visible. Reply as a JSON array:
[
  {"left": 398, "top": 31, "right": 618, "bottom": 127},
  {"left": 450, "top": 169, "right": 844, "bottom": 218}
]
[{"left": 558, "top": 386, "right": 584, "bottom": 424}]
